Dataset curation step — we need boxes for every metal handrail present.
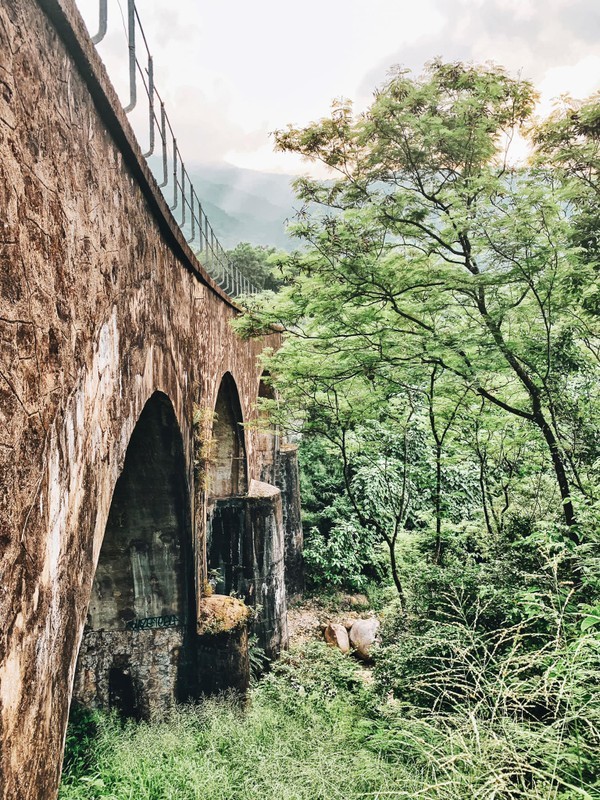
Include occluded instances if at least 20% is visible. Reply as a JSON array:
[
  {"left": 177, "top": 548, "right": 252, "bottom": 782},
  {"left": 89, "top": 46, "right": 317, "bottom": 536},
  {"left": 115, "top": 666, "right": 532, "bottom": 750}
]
[{"left": 83, "top": 0, "right": 258, "bottom": 297}]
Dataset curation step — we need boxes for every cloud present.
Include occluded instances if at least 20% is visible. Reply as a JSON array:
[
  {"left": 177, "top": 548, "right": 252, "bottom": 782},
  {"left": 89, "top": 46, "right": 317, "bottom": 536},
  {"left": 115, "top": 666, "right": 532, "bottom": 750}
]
[
  {"left": 556, "top": 0, "right": 600, "bottom": 43},
  {"left": 537, "top": 55, "right": 600, "bottom": 115},
  {"left": 74, "top": 0, "right": 600, "bottom": 174},
  {"left": 356, "top": 0, "right": 600, "bottom": 109}
]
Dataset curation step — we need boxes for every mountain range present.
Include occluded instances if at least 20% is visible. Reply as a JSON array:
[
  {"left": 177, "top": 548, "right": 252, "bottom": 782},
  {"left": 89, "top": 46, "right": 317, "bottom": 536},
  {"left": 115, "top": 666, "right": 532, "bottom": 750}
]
[{"left": 149, "top": 160, "right": 302, "bottom": 252}]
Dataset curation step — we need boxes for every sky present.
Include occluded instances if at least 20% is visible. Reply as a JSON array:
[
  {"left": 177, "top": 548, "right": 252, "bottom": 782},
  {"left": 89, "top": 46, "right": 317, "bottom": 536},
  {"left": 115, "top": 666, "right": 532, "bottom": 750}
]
[{"left": 76, "top": 0, "right": 600, "bottom": 176}]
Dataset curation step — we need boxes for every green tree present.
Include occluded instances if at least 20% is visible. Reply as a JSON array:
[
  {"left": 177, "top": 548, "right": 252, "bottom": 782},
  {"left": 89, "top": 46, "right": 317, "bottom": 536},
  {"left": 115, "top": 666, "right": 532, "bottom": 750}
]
[
  {"left": 533, "top": 96, "right": 600, "bottom": 496},
  {"left": 240, "top": 61, "right": 597, "bottom": 551},
  {"left": 227, "top": 242, "right": 283, "bottom": 291}
]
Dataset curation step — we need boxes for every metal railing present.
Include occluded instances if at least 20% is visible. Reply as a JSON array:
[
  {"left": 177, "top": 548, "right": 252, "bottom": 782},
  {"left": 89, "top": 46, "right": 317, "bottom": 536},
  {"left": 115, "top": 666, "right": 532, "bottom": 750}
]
[{"left": 87, "top": 0, "right": 257, "bottom": 297}]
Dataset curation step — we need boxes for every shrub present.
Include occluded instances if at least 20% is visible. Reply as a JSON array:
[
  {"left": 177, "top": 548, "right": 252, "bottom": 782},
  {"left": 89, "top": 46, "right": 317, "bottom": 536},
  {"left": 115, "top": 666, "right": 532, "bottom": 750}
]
[{"left": 373, "top": 579, "right": 600, "bottom": 798}]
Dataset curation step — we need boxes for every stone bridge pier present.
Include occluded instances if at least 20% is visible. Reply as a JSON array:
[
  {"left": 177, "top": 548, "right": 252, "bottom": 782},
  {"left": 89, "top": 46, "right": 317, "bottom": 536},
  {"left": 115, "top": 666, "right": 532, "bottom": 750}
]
[{"left": 0, "top": 0, "right": 302, "bottom": 797}]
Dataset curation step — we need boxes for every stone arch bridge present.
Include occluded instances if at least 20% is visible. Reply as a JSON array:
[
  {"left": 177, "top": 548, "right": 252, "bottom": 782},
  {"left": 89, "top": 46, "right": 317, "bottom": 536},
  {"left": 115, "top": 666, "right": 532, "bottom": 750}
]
[{"left": 0, "top": 1, "right": 302, "bottom": 797}]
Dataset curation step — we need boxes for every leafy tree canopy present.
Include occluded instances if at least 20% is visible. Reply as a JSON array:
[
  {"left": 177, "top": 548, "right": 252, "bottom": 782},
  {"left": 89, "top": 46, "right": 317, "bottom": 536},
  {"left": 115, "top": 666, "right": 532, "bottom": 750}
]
[
  {"left": 236, "top": 61, "right": 600, "bottom": 594},
  {"left": 227, "top": 242, "right": 283, "bottom": 291}
]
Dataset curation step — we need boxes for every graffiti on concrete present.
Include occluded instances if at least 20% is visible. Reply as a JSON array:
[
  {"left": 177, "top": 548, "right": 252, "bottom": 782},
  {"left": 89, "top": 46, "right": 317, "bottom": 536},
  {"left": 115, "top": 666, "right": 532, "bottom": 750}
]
[{"left": 125, "top": 614, "right": 184, "bottom": 631}]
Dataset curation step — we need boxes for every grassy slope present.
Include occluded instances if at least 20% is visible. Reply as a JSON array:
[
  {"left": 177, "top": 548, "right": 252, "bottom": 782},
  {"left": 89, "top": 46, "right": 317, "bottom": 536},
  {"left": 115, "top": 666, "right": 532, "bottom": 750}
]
[
  {"left": 60, "top": 624, "right": 599, "bottom": 799},
  {"left": 60, "top": 645, "right": 415, "bottom": 800}
]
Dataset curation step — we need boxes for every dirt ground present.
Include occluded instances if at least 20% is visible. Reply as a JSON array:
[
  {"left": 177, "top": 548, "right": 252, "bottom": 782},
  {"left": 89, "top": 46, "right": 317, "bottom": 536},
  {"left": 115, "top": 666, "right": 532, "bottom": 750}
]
[{"left": 286, "top": 594, "right": 376, "bottom": 647}]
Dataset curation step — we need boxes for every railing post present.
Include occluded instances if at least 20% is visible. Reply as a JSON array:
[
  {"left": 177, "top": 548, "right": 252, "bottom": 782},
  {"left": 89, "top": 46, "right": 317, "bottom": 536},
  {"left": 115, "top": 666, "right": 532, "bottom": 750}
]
[
  {"left": 170, "top": 139, "right": 178, "bottom": 210},
  {"left": 123, "top": 0, "right": 137, "bottom": 113},
  {"left": 142, "top": 56, "right": 154, "bottom": 157},
  {"left": 197, "top": 202, "right": 204, "bottom": 251},
  {"left": 158, "top": 102, "right": 168, "bottom": 187},
  {"left": 187, "top": 188, "right": 196, "bottom": 244},
  {"left": 91, "top": 0, "right": 108, "bottom": 44},
  {"left": 181, "top": 170, "right": 186, "bottom": 227}
]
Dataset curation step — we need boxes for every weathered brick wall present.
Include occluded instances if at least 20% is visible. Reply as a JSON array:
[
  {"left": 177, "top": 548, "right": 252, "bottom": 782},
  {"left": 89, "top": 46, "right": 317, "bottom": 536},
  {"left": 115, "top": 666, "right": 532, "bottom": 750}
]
[
  {"left": 0, "top": 0, "right": 285, "bottom": 797},
  {"left": 73, "top": 627, "right": 191, "bottom": 718}
]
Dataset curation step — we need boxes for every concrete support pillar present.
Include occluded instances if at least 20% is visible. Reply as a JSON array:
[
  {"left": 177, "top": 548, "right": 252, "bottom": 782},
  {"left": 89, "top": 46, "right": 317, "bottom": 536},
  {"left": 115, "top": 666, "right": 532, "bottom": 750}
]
[
  {"left": 206, "top": 481, "right": 288, "bottom": 660},
  {"left": 276, "top": 444, "right": 304, "bottom": 600},
  {"left": 196, "top": 595, "right": 251, "bottom": 695},
  {"left": 245, "top": 480, "right": 288, "bottom": 657}
]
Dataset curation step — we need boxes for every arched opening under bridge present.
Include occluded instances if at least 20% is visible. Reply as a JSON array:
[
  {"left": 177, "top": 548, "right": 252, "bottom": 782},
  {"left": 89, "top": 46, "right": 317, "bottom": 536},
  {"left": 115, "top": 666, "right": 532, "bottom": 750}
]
[
  {"left": 73, "top": 392, "right": 197, "bottom": 718},
  {"left": 206, "top": 373, "right": 249, "bottom": 596},
  {"left": 255, "top": 371, "right": 279, "bottom": 484},
  {"left": 209, "top": 372, "right": 248, "bottom": 498}
]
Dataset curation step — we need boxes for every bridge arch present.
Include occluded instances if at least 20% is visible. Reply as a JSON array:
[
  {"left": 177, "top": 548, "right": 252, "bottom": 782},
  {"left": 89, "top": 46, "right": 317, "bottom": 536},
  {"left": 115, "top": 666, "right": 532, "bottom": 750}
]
[
  {"left": 204, "top": 372, "right": 248, "bottom": 598},
  {"left": 73, "top": 391, "right": 197, "bottom": 718},
  {"left": 258, "top": 370, "right": 275, "bottom": 400},
  {"left": 254, "top": 370, "right": 279, "bottom": 484},
  {"left": 208, "top": 371, "right": 248, "bottom": 498}
]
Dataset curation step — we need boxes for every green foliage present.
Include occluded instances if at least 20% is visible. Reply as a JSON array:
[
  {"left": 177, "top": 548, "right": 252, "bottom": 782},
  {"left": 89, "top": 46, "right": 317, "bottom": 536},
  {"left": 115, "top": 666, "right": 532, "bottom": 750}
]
[
  {"left": 226, "top": 242, "right": 284, "bottom": 291},
  {"left": 60, "top": 645, "right": 406, "bottom": 800},
  {"left": 299, "top": 435, "right": 389, "bottom": 590},
  {"left": 372, "top": 590, "right": 600, "bottom": 798},
  {"left": 62, "top": 704, "right": 102, "bottom": 780},
  {"left": 248, "top": 634, "right": 270, "bottom": 681},
  {"left": 264, "top": 640, "right": 369, "bottom": 703},
  {"left": 61, "top": 61, "right": 600, "bottom": 800},
  {"left": 232, "top": 61, "right": 600, "bottom": 794},
  {"left": 237, "top": 60, "right": 600, "bottom": 546},
  {"left": 61, "top": 623, "right": 599, "bottom": 800},
  {"left": 304, "top": 518, "right": 388, "bottom": 592}
]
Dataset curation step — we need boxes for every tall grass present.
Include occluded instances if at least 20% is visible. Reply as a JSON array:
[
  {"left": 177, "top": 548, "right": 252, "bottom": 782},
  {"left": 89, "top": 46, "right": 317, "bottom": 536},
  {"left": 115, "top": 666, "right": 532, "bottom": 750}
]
[
  {"left": 372, "top": 578, "right": 600, "bottom": 800},
  {"left": 60, "top": 646, "right": 417, "bottom": 800},
  {"left": 371, "top": 627, "right": 600, "bottom": 798},
  {"left": 61, "top": 627, "right": 599, "bottom": 799},
  {"left": 61, "top": 581, "right": 599, "bottom": 800}
]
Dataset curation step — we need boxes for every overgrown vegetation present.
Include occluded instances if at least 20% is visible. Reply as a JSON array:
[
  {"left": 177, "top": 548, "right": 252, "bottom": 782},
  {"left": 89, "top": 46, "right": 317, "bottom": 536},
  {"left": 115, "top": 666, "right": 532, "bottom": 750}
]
[
  {"left": 61, "top": 599, "right": 598, "bottom": 799},
  {"left": 234, "top": 60, "right": 600, "bottom": 795},
  {"left": 62, "top": 62, "right": 600, "bottom": 798},
  {"left": 237, "top": 61, "right": 600, "bottom": 585},
  {"left": 61, "top": 647, "right": 403, "bottom": 800},
  {"left": 226, "top": 242, "right": 284, "bottom": 291}
]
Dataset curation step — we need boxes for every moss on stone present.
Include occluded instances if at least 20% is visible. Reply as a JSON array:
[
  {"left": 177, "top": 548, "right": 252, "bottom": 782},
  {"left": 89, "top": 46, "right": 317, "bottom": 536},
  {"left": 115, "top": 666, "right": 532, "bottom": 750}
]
[{"left": 196, "top": 595, "right": 251, "bottom": 637}]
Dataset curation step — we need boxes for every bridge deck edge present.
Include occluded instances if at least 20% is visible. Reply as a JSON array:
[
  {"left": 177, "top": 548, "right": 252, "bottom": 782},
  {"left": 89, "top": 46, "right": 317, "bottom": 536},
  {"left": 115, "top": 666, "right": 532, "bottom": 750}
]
[{"left": 36, "top": 0, "right": 243, "bottom": 313}]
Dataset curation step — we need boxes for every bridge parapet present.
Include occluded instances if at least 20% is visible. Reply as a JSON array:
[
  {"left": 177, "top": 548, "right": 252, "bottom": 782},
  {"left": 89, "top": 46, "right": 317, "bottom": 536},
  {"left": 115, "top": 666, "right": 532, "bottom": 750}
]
[
  {"left": 87, "top": 0, "right": 261, "bottom": 296},
  {"left": 46, "top": 0, "right": 259, "bottom": 301},
  {"left": 78, "top": 0, "right": 260, "bottom": 297}
]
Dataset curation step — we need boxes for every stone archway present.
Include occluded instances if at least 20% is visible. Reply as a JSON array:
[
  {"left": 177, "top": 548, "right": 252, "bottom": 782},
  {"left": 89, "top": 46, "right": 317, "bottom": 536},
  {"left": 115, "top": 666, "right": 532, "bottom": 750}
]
[
  {"left": 72, "top": 391, "right": 197, "bottom": 718},
  {"left": 209, "top": 372, "right": 248, "bottom": 498},
  {"left": 255, "top": 371, "right": 279, "bottom": 485},
  {"left": 206, "top": 373, "right": 249, "bottom": 597}
]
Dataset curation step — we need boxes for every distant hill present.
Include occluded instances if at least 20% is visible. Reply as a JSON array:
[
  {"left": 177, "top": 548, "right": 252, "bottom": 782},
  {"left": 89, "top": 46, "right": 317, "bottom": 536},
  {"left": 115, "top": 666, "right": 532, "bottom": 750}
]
[{"left": 148, "top": 160, "right": 301, "bottom": 251}]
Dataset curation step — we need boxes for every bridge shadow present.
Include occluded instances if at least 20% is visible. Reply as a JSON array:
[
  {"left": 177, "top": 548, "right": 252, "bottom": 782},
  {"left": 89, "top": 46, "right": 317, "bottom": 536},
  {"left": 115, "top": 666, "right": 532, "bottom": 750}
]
[{"left": 73, "top": 391, "right": 197, "bottom": 719}]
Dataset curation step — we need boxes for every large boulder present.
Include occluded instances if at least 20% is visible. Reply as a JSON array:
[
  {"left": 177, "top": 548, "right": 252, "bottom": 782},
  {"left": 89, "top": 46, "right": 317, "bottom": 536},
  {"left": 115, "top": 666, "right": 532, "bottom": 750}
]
[
  {"left": 349, "top": 617, "right": 380, "bottom": 661},
  {"left": 324, "top": 623, "right": 350, "bottom": 654}
]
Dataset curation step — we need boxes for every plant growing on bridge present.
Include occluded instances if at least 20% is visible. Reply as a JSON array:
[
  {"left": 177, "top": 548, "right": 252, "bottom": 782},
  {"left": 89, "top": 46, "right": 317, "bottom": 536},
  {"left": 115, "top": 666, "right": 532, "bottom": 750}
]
[{"left": 192, "top": 404, "right": 216, "bottom": 489}]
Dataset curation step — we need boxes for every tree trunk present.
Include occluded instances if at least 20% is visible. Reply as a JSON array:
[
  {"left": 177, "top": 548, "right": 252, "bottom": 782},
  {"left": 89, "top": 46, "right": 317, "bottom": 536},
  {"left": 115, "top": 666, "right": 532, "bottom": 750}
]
[
  {"left": 476, "top": 294, "right": 578, "bottom": 535},
  {"left": 532, "top": 407, "right": 578, "bottom": 541},
  {"left": 385, "top": 532, "right": 406, "bottom": 611},
  {"left": 434, "top": 443, "right": 443, "bottom": 564}
]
